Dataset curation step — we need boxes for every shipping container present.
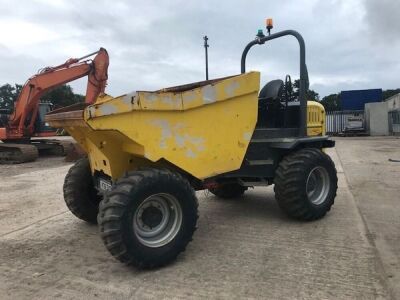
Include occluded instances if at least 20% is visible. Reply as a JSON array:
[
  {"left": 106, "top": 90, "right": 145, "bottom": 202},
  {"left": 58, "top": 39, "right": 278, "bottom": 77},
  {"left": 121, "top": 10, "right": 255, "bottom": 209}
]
[{"left": 340, "top": 89, "right": 382, "bottom": 110}]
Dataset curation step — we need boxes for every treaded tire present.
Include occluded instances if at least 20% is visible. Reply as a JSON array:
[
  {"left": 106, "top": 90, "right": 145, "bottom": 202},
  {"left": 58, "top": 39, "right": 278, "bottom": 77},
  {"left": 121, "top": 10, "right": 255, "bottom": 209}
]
[
  {"left": 98, "top": 169, "right": 199, "bottom": 269},
  {"left": 274, "top": 148, "right": 337, "bottom": 221},
  {"left": 63, "top": 158, "right": 101, "bottom": 224},
  {"left": 209, "top": 183, "right": 247, "bottom": 199}
]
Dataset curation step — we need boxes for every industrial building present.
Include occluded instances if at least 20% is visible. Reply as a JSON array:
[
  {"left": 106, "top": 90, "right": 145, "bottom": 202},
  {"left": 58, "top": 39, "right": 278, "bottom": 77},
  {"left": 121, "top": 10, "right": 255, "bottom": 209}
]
[
  {"left": 365, "top": 92, "right": 400, "bottom": 136},
  {"left": 326, "top": 89, "right": 381, "bottom": 135},
  {"left": 326, "top": 89, "right": 400, "bottom": 136}
]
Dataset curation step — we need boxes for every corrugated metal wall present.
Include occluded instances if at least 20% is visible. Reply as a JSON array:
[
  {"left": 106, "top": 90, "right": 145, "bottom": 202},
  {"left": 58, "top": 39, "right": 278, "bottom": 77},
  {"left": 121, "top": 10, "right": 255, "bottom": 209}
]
[{"left": 326, "top": 110, "right": 364, "bottom": 135}]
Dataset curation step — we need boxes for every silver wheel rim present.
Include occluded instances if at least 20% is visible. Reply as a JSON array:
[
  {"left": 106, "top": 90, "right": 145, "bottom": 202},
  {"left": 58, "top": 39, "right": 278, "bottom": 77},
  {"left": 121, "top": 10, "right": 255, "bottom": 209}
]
[
  {"left": 133, "top": 193, "right": 182, "bottom": 248},
  {"left": 306, "top": 166, "right": 330, "bottom": 205}
]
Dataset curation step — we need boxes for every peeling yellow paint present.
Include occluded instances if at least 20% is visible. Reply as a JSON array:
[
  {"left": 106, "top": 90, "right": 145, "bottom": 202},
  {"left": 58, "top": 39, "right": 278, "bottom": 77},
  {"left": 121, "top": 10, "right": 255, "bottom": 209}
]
[{"left": 78, "top": 72, "right": 260, "bottom": 179}]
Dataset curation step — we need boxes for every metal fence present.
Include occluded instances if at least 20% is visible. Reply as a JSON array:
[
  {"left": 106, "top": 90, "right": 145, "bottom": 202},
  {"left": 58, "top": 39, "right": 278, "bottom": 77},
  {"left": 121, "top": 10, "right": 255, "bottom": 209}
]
[
  {"left": 389, "top": 110, "right": 400, "bottom": 135},
  {"left": 325, "top": 110, "right": 365, "bottom": 135}
]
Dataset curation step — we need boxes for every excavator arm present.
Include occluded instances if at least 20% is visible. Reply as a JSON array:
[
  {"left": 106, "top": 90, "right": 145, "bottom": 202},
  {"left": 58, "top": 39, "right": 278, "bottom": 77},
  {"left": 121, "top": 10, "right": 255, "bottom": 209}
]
[{"left": 3, "top": 48, "right": 109, "bottom": 139}]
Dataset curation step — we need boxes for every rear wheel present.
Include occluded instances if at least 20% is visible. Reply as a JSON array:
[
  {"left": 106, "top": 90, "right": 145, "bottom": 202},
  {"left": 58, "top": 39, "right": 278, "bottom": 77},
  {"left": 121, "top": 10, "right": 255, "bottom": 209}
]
[
  {"left": 208, "top": 183, "right": 247, "bottom": 199},
  {"left": 63, "top": 158, "right": 101, "bottom": 224},
  {"left": 274, "top": 148, "right": 337, "bottom": 221},
  {"left": 98, "top": 169, "right": 198, "bottom": 269}
]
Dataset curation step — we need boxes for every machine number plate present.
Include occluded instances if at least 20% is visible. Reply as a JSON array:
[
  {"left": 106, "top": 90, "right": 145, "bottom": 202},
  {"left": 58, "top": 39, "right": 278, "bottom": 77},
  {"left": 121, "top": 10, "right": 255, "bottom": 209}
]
[{"left": 99, "top": 179, "right": 112, "bottom": 192}]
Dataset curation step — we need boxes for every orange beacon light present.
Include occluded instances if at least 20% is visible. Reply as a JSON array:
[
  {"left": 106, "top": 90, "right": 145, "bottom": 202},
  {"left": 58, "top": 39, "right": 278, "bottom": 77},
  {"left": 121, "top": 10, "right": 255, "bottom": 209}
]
[{"left": 266, "top": 18, "right": 273, "bottom": 35}]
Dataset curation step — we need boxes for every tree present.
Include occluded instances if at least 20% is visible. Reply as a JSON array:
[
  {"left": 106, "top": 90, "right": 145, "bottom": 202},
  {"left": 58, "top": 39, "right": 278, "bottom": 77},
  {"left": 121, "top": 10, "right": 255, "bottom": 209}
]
[
  {"left": 383, "top": 89, "right": 400, "bottom": 101},
  {"left": 293, "top": 79, "right": 320, "bottom": 101},
  {"left": 320, "top": 93, "right": 341, "bottom": 111},
  {"left": 0, "top": 83, "right": 84, "bottom": 112},
  {"left": 41, "top": 85, "right": 84, "bottom": 108},
  {"left": 0, "top": 84, "right": 22, "bottom": 111},
  {"left": 292, "top": 79, "right": 342, "bottom": 111}
]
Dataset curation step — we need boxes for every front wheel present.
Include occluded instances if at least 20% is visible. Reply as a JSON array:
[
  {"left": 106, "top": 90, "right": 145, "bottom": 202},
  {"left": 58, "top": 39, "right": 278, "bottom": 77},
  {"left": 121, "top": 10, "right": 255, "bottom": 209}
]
[
  {"left": 274, "top": 148, "right": 337, "bottom": 221},
  {"left": 98, "top": 169, "right": 198, "bottom": 269}
]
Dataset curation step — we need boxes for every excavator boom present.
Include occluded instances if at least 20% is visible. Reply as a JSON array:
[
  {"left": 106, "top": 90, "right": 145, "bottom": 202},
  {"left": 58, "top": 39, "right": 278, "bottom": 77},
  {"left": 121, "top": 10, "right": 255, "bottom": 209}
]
[
  {"left": 4, "top": 47, "right": 108, "bottom": 139},
  {"left": 0, "top": 47, "right": 109, "bottom": 163}
]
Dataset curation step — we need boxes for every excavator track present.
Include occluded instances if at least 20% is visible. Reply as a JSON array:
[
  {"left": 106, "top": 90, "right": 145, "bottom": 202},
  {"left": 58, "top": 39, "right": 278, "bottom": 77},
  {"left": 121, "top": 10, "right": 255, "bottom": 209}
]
[{"left": 0, "top": 143, "right": 39, "bottom": 164}]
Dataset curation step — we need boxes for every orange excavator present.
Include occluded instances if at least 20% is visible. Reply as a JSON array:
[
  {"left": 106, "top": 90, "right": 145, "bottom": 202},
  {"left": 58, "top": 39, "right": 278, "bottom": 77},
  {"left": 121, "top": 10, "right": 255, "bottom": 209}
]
[{"left": 0, "top": 48, "right": 109, "bottom": 163}]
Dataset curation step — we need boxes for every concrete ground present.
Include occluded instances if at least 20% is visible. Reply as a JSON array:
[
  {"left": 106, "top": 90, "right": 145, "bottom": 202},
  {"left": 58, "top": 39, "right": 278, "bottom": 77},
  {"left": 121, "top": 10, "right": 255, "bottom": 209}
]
[{"left": 0, "top": 137, "right": 398, "bottom": 299}]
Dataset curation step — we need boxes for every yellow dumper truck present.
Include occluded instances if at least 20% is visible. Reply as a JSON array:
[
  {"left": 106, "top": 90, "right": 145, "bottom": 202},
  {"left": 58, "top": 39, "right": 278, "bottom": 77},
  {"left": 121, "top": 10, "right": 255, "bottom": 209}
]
[{"left": 47, "top": 26, "right": 337, "bottom": 268}]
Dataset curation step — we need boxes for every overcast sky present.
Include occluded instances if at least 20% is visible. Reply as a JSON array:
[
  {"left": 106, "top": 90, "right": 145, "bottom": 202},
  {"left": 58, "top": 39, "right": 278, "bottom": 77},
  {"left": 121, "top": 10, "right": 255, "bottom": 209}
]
[{"left": 0, "top": 0, "right": 399, "bottom": 98}]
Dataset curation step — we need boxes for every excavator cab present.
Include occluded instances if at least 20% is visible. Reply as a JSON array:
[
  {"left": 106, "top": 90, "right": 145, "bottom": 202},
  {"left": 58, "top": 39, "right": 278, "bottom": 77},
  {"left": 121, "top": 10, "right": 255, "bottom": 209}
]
[{"left": 34, "top": 103, "right": 55, "bottom": 135}]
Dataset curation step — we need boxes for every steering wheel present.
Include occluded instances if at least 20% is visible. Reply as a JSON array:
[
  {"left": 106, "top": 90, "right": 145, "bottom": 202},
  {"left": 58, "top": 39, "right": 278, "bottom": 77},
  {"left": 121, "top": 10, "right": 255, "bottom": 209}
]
[
  {"left": 285, "top": 75, "right": 293, "bottom": 97},
  {"left": 283, "top": 75, "right": 294, "bottom": 106}
]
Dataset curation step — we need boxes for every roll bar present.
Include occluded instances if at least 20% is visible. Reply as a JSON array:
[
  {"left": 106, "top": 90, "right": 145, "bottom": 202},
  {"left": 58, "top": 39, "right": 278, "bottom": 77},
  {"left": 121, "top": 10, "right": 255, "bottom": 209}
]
[{"left": 241, "top": 30, "right": 309, "bottom": 137}]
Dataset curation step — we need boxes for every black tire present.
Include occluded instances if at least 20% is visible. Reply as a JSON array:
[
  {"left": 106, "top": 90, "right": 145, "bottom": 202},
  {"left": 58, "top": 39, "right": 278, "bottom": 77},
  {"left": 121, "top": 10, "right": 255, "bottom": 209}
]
[
  {"left": 98, "top": 169, "right": 199, "bottom": 269},
  {"left": 274, "top": 148, "right": 337, "bottom": 221},
  {"left": 208, "top": 183, "right": 247, "bottom": 199},
  {"left": 63, "top": 158, "right": 101, "bottom": 224}
]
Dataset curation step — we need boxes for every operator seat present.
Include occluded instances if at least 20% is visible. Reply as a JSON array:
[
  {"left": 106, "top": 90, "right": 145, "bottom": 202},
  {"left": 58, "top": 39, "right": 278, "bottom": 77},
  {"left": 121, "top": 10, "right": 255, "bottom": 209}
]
[{"left": 257, "top": 79, "right": 284, "bottom": 127}]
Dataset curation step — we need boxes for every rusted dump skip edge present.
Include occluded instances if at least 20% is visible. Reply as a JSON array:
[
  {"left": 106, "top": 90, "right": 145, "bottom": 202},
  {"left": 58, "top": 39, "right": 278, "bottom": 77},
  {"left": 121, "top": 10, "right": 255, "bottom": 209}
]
[
  {"left": 46, "top": 110, "right": 84, "bottom": 121},
  {"left": 45, "top": 102, "right": 87, "bottom": 123}
]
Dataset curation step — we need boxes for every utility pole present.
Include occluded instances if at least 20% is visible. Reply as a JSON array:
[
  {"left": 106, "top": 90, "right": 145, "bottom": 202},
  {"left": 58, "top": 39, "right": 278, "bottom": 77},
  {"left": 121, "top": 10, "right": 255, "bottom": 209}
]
[{"left": 203, "top": 36, "right": 209, "bottom": 80}]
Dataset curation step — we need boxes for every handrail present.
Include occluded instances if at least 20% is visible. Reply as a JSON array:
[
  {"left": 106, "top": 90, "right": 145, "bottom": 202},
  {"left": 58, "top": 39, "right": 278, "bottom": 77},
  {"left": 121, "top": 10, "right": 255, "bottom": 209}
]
[{"left": 241, "top": 30, "right": 308, "bottom": 137}]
